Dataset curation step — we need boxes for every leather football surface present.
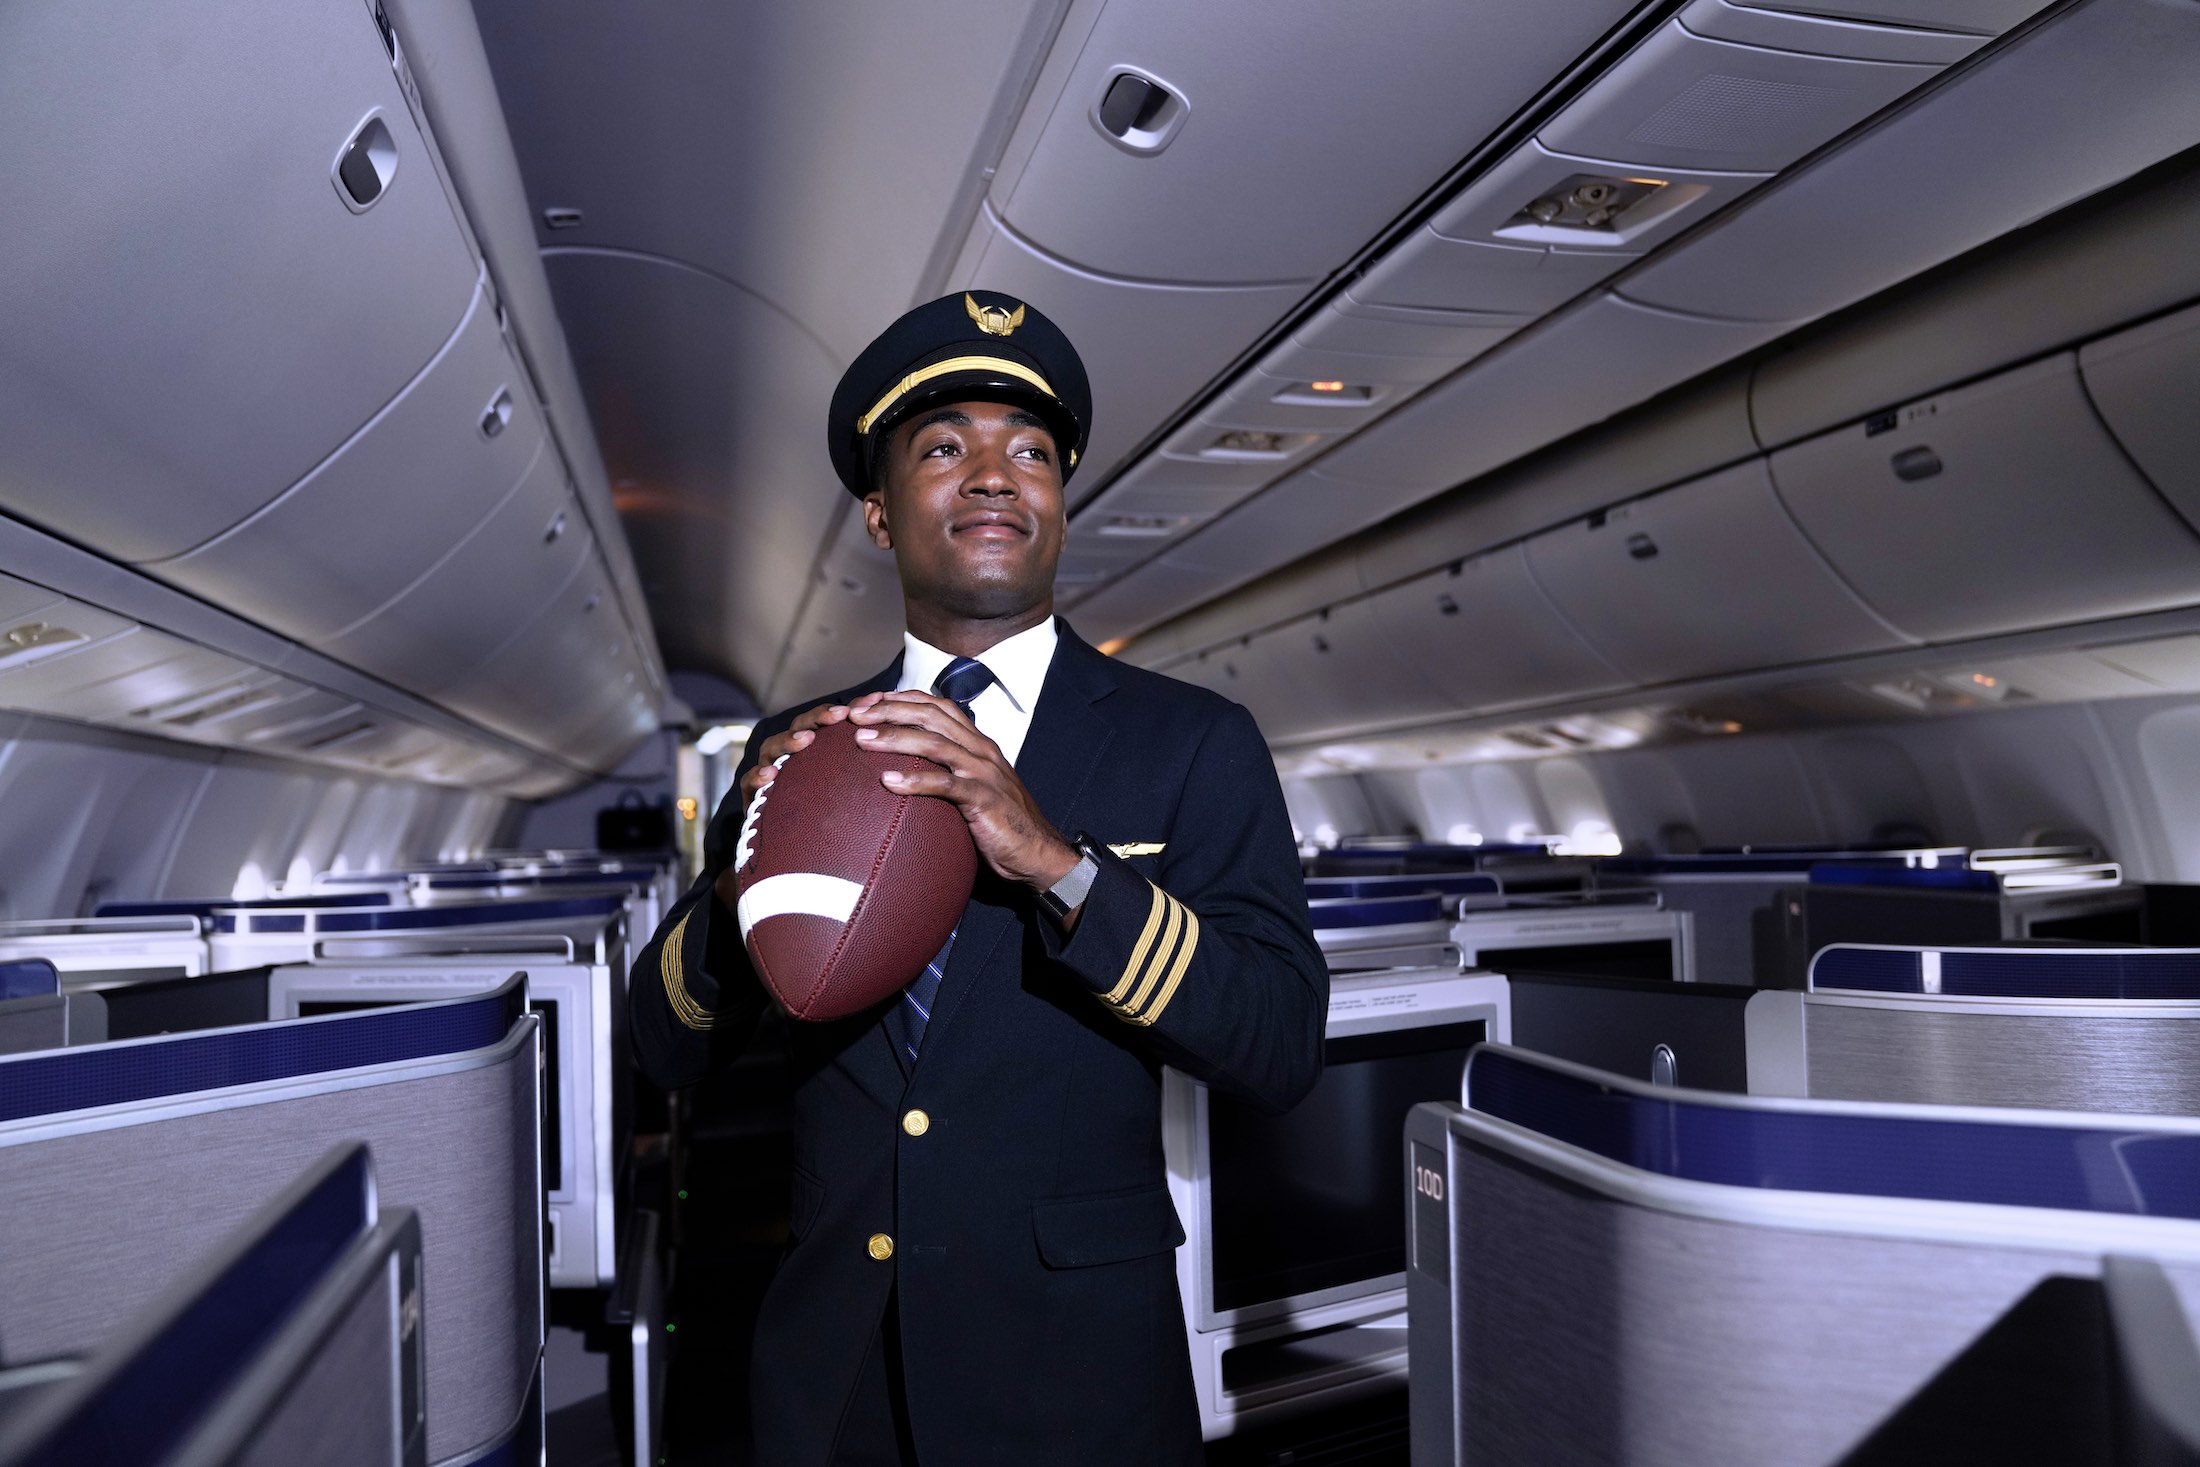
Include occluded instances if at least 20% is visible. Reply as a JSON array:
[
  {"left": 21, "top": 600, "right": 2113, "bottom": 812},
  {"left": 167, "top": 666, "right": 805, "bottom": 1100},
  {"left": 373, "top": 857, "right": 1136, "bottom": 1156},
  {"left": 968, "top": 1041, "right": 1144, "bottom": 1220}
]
[{"left": 732, "top": 721, "right": 976, "bottom": 1020}]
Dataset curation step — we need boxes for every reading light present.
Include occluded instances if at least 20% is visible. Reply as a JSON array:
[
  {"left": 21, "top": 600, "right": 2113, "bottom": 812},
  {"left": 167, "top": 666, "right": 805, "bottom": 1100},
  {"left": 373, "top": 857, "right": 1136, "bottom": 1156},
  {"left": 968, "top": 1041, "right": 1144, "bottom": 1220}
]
[
  {"left": 1271, "top": 381, "right": 1373, "bottom": 408},
  {"left": 676, "top": 797, "right": 699, "bottom": 822},
  {"left": 1972, "top": 673, "right": 1998, "bottom": 688}
]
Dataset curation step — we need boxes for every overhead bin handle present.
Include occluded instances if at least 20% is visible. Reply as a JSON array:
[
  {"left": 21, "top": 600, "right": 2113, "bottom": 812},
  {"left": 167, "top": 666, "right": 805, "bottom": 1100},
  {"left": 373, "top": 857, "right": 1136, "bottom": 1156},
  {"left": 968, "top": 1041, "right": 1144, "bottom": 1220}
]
[
  {"left": 332, "top": 110, "right": 397, "bottom": 212},
  {"left": 1091, "top": 66, "right": 1188, "bottom": 156},
  {"left": 1891, "top": 446, "right": 1943, "bottom": 482}
]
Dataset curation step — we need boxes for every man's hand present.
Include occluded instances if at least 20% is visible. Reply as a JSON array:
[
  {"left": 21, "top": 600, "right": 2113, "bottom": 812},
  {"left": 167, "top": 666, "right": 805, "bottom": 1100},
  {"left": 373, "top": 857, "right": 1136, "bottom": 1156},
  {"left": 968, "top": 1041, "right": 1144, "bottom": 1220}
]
[
  {"left": 712, "top": 702, "right": 848, "bottom": 913},
  {"left": 845, "top": 690, "right": 1080, "bottom": 894}
]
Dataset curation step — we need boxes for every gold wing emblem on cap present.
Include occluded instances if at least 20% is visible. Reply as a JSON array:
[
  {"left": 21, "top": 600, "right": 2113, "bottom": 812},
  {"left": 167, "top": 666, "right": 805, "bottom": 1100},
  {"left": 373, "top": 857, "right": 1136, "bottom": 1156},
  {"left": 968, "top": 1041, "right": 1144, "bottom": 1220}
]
[{"left": 966, "top": 293, "right": 1026, "bottom": 337}]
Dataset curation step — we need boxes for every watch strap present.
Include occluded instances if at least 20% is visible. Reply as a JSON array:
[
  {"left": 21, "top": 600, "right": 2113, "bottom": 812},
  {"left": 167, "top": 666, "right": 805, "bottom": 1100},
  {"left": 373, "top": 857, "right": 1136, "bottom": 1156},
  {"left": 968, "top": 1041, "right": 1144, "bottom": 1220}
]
[{"left": 1040, "top": 835, "right": 1101, "bottom": 919}]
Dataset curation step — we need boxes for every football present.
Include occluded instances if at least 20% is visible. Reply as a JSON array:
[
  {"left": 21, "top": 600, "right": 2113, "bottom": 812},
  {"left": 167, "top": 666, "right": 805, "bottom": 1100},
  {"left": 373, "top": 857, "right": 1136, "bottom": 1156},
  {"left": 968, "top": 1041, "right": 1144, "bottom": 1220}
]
[{"left": 732, "top": 720, "right": 976, "bottom": 1020}]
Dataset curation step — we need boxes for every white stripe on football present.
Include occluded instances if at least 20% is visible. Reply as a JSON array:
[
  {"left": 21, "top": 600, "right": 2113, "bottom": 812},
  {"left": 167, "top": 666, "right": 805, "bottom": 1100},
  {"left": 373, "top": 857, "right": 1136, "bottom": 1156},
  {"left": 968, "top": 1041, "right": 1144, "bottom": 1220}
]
[{"left": 736, "top": 872, "right": 864, "bottom": 940}]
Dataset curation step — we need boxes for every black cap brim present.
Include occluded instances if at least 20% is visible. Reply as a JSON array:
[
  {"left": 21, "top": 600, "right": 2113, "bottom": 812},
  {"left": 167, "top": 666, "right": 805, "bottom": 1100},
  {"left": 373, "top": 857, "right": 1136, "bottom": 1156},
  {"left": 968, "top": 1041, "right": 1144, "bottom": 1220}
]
[{"left": 862, "top": 368, "right": 1081, "bottom": 481}]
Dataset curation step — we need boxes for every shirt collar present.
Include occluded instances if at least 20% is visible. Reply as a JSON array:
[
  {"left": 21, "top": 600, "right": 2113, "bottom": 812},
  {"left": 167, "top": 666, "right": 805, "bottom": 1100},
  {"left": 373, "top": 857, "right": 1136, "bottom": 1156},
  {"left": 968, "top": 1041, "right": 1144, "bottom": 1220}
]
[{"left": 899, "top": 616, "right": 1059, "bottom": 713}]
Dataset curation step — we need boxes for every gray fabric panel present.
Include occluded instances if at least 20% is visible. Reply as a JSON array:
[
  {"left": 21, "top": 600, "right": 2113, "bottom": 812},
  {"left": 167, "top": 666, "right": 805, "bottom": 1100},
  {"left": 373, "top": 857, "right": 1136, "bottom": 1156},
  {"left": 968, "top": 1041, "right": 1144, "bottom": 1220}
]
[
  {"left": 0, "top": 998, "right": 65, "bottom": 1057},
  {"left": 1451, "top": 1140, "right": 2200, "bottom": 1467},
  {"left": 1807, "top": 1006, "right": 2200, "bottom": 1116},
  {"left": 0, "top": 1039, "right": 538, "bottom": 1462},
  {"left": 238, "top": 1258, "right": 400, "bottom": 1467}
]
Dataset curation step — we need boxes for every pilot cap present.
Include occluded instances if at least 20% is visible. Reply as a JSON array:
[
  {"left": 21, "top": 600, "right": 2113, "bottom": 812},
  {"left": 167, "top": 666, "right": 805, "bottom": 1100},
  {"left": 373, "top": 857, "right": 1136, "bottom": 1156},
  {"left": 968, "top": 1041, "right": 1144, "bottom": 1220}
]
[{"left": 827, "top": 290, "right": 1091, "bottom": 499}]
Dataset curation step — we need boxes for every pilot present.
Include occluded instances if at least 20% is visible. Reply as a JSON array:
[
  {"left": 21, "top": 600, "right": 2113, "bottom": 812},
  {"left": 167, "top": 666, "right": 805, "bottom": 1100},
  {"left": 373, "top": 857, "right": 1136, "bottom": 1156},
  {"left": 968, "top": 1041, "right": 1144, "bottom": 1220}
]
[{"left": 630, "top": 290, "right": 1326, "bottom": 1466}]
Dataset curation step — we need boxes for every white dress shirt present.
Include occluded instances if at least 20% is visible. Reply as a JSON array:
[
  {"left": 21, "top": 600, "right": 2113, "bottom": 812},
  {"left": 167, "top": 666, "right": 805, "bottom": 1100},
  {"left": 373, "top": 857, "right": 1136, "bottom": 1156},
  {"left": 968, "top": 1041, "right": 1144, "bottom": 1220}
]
[{"left": 895, "top": 616, "right": 1059, "bottom": 768}]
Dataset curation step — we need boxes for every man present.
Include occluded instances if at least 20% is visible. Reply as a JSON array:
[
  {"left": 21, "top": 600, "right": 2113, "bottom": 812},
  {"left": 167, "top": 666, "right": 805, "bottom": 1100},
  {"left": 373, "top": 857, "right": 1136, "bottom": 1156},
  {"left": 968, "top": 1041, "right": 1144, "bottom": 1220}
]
[{"left": 629, "top": 290, "right": 1326, "bottom": 1466}]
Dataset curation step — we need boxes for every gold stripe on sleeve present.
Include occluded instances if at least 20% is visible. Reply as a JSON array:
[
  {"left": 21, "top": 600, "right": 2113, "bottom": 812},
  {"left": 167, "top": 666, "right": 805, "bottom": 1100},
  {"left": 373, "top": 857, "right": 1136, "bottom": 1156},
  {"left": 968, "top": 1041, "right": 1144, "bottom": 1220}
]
[
  {"left": 660, "top": 910, "right": 714, "bottom": 1032},
  {"left": 1129, "top": 907, "right": 1199, "bottom": 1027},
  {"left": 1120, "top": 895, "right": 1185, "bottom": 1017},
  {"left": 1105, "top": 885, "right": 1169, "bottom": 1006}
]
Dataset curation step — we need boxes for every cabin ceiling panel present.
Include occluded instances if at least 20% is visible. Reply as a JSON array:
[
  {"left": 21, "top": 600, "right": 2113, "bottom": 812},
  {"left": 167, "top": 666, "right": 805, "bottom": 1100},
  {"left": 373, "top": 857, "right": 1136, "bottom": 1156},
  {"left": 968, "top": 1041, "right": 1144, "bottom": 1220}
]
[
  {"left": 474, "top": 0, "right": 1066, "bottom": 698},
  {"left": 540, "top": 249, "right": 842, "bottom": 698},
  {"left": 473, "top": 0, "right": 1057, "bottom": 366}
]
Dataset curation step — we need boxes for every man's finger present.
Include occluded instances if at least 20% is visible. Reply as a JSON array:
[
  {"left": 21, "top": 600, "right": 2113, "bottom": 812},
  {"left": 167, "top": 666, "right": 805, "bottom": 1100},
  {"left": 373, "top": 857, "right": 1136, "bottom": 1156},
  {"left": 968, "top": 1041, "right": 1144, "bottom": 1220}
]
[
  {"left": 753, "top": 725, "right": 821, "bottom": 766},
  {"left": 865, "top": 689, "right": 975, "bottom": 728},
  {"left": 856, "top": 723, "right": 984, "bottom": 774},
  {"left": 879, "top": 765, "right": 961, "bottom": 801},
  {"left": 849, "top": 695, "right": 988, "bottom": 752},
  {"left": 787, "top": 702, "right": 849, "bottom": 734}
]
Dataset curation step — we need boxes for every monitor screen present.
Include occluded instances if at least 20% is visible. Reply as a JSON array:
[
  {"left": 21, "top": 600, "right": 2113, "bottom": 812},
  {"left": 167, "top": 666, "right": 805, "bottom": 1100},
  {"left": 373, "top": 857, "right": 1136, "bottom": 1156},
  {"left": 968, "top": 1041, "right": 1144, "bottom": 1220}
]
[
  {"left": 103, "top": 967, "right": 271, "bottom": 1040},
  {"left": 1208, "top": 1019, "right": 1485, "bottom": 1314},
  {"left": 1483, "top": 938, "right": 1674, "bottom": 983}
]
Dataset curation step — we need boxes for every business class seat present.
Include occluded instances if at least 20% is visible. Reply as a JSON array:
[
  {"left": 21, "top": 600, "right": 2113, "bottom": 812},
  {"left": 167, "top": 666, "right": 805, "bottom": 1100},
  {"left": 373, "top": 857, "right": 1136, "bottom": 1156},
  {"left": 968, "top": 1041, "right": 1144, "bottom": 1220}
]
[{"left": 1407, "top": 1044, "right": 2200, "bottom": 1467}]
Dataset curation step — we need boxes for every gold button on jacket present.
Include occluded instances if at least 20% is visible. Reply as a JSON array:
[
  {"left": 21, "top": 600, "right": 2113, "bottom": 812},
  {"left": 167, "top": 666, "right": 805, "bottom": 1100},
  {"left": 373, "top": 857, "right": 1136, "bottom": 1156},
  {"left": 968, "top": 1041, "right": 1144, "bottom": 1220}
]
[
  {"left": 866, "top": 1232, "right": 894, "bottom": 1261},
  {"left": 902, "top": 1108, "right": 930, "bottom": 1137}
]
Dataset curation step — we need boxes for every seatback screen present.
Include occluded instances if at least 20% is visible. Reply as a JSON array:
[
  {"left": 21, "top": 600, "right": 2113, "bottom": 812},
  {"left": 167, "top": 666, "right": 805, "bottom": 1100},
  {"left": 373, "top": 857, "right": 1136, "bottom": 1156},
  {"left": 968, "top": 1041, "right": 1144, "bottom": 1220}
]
[{"left": 1208, "top": 1019, "right": 1485, "bottom": 1313}]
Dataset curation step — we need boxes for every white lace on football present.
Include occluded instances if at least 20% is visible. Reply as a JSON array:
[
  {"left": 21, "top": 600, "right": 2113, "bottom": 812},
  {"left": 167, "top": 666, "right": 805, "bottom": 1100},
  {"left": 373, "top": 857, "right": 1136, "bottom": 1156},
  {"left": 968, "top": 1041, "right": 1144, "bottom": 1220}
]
[{"left": 732, "top": 753, "right": 789, "bottom": 872}]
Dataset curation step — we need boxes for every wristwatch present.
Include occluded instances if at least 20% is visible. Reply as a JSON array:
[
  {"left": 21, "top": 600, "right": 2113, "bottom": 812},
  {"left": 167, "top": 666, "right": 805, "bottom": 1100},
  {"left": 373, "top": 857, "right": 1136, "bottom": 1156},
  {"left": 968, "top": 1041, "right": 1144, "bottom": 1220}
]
[{"left": 1038, "top": 833, "right": 1101, "bottom": 921}]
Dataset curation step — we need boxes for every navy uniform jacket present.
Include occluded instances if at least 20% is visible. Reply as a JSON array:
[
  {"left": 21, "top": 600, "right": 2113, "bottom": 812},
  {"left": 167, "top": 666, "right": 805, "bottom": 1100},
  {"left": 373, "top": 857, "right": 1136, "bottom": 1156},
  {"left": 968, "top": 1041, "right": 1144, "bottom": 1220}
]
[{"left": 629, "top": 622, "right": 1327, "bottom": 1466}]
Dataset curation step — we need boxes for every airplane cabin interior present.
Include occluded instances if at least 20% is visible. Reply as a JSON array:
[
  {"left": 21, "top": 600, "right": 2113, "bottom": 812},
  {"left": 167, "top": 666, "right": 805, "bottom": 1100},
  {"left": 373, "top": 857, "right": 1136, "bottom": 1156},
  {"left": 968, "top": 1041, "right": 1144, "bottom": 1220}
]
[{"left": 2, "top": 0, "right": 2199, "bottom": 1462}]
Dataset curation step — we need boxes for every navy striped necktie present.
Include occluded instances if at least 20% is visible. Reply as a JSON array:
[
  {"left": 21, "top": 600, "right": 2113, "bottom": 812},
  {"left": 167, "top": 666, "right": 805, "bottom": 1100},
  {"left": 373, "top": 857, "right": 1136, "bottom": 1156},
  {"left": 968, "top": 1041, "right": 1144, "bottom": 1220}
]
[{"left": 890, "top": 656, "right": 995, "bottom": 1064}]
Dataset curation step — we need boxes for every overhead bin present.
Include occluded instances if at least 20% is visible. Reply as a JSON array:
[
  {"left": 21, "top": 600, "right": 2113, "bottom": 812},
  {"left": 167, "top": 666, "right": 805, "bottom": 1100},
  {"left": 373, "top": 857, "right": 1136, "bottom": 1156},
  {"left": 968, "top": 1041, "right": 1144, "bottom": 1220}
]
[
  {"left": 0, "top": 629, "right": 255, "bottom": 727},
  {"left": 1068, "top": 553, "right": 1244, "bottom": 647},
  {"left": 444, "top": 555, "right": 629, "bottom": 752},
  {"left": 1676, "top": 0, "right": 1987, "bottom": 64},
  {"left": 1316, "top": 293, "right": 1793, "bottom": 497},
  {"left": 1730, "top": 0, "right": 2046, "bottom": 32},
  {"left": 1617, "top": 0, "right": 2200, "bottom": 327},
  {"left": 1361, "top": 546, "right": 1628, "bottom": 715},
  {"left": 954, "top": 211, "right": 1306, "bottom": 484},
  {"left": 1768, "top": 353, "right": 2200, "bottom": 643},
  {"left": 236, "top": 689, "right": 380, "bottom": 758},
  {"left": 2080, "top": 302, "right": 2200, "bottom": 534},
  {"left": 0, "top": 587, "right": 132, "bottom": 683},
  {"left": 1522, "top": 460, "right": 1907, "bottom": 686},
  {"left": 1538, "top": 19, "right": 1941, "bottom": 175},
  {"left": 1074, "top": 446, "right": 1295, "bottom": 531},
  {"left": 0, "top": 0, "right": 478, "bottom": 564},
  {"left": 1087, "top": 463, "right": 1439, "bottom": 639},
  {"left": 321, "top": 447, "right": 592, "bottom": 697},
  {"left": 1054, "top": 541, "right": 1155, "bottom": 600},
  {"left": 154, "top": 281, "right": 549, "bottom": 642},
  {"left": 1747, "top": 165, "right": 2200, "bottom": 448},
  {"left": 991, "top": 0, "right": 1641, "bottom": 284},
  {"left": 1352, "top": 370, "right": 1757, "bottom": 589},
  {"left": 1211, "top": 600, "right": 1462, "bottom": 743}
]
